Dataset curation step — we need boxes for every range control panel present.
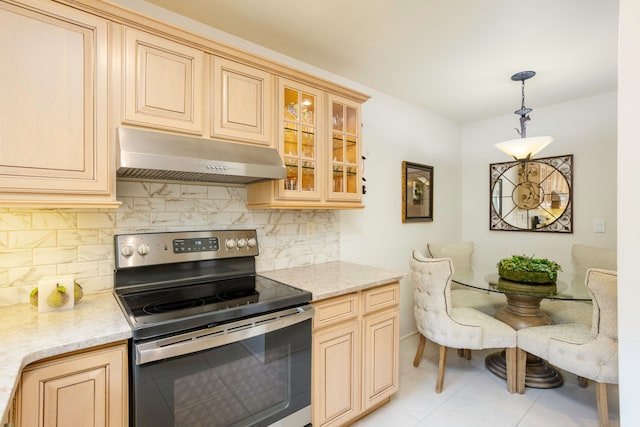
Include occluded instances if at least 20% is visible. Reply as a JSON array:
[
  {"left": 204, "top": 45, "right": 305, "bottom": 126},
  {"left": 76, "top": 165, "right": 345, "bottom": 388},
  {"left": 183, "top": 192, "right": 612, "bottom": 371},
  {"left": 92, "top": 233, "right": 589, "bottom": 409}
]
[
  {"left": 173, "top": 237, "right": 220, "bottom": 253},
  {"left": 115, "top": 230, "right": 259, "bottom": 269}
]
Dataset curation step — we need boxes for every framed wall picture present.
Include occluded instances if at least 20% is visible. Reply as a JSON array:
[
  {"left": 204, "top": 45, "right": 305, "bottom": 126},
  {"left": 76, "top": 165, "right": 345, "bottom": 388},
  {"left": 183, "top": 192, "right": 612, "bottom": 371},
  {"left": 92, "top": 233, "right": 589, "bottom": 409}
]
[
  {"left": 402, "top": 161, "right": 433, "bottom": 222},
  {"left": 489, "top": 155, "right": 573, "bottom": 232}
]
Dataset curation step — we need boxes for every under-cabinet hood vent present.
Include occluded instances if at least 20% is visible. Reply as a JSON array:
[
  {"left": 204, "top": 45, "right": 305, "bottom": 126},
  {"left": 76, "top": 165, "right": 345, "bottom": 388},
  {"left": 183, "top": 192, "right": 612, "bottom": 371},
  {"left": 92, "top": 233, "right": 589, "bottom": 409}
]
[{"left": 116, "top": 127, "right": 286, "bottom": 185}]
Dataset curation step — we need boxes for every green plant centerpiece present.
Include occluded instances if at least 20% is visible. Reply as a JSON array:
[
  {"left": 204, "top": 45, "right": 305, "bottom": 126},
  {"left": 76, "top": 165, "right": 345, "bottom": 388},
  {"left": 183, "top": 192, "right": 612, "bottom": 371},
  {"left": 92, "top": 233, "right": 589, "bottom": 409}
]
[{"left": 497, "top": 255, "right": 562, "bottom": 284}]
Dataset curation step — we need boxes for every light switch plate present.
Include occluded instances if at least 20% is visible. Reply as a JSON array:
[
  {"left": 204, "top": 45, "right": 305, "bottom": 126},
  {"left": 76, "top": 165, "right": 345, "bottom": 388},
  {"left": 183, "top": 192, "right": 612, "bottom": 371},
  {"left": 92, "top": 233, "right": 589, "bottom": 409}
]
[{"left": 593, "top": 218, "right": 606, "bottom": 233}]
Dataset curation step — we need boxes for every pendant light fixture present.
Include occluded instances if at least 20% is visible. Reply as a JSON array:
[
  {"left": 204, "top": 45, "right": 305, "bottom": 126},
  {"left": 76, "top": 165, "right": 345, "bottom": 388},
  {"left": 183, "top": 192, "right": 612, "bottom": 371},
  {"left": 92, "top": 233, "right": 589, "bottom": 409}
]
[{"left": 494, "top": 71, "right": 553, "bottom": 161}]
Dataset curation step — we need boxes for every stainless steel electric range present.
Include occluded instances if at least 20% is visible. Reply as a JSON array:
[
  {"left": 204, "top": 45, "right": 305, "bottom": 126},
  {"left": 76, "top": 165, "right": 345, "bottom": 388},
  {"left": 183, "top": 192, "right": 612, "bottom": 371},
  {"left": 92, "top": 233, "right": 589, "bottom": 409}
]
[{"left": 113, "top": 229, "right": 313, "bottom": 427}]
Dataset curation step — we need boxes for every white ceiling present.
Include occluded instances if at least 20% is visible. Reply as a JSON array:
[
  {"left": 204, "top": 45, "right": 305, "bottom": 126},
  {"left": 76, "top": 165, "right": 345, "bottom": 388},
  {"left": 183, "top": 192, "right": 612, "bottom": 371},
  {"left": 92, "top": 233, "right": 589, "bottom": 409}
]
[{"left": 145, "top": 0, "right": 619, "bottom": 124}]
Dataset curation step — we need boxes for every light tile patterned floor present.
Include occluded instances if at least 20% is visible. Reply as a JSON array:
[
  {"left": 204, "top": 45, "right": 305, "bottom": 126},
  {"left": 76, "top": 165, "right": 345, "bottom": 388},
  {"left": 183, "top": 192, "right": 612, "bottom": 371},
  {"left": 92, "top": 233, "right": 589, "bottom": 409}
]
[{"left": 352, "top": 334, "right": 620, "bottom": 427}]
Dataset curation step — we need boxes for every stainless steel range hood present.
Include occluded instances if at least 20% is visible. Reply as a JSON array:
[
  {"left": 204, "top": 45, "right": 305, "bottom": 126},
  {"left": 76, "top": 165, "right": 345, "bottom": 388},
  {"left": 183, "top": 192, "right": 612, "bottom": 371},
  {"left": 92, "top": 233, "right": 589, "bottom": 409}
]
[{"left": 116, "top": 127, "right": 285, "bottom": 184}]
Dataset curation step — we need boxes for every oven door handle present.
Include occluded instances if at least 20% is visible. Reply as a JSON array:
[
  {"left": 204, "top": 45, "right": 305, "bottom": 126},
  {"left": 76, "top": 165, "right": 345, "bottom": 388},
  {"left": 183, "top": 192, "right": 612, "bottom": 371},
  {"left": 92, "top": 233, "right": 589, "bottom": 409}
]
[{"left": 135, "top": 304, "right": 314, "bottom": 365}]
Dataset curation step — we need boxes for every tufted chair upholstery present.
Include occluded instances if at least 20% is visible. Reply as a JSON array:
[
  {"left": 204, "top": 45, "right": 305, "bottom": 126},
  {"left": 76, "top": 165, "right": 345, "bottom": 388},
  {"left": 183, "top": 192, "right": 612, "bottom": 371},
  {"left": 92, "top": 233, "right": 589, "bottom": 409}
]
[
  {"left": 410, "top": 251, "right": 517, "bottom": 393},
  {"left": 538, "top": 244, "right": 615, "bottom": 330},
  {"left": 516, "top": 269, "right": 618, "bottom": 427},
  {"left": 426, "top": 241, "right": 474, "bottom": 268},
  {"left": 572, "top": 244, "right": 617, "bottom": 275},
  {"left": 425, "top": 242, "right": 504, "bottom": 316}
]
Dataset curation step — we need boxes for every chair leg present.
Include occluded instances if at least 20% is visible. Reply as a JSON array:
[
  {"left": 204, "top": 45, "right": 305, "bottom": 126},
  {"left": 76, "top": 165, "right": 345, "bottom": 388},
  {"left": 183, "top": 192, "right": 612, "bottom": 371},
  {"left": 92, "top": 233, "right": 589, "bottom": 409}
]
[
  {"left": 413, "top": 333, "right": 427, "bottom": 367},
  {"left": 596, "top": 382, "right": 610, "bottom": 427},
  {"left": 516, "top": 348, "right": 527, "bottom": 394},
  {"left": 456, "top": 349, "right": 471, "bottom": 359},
  {"left": 578, "top": 376, "right": 589, "bottom": 388},
  {"left": 505, "top": 347, "right": 517, "bottom": 394},
  {"left": 436, "top": 345, "right": 448, "bottom": 393}
]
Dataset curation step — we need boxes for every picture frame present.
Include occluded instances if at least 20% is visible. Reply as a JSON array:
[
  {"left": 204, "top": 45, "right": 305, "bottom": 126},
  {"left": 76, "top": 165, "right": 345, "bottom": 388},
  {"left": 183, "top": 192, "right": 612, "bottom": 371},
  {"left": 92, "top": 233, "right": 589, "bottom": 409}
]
[
  {"left": 489, "top": 154, "right": 573, "bottom": 233},
  {"left": 402, "top": 161, "right": 433, "bottom": 222}
]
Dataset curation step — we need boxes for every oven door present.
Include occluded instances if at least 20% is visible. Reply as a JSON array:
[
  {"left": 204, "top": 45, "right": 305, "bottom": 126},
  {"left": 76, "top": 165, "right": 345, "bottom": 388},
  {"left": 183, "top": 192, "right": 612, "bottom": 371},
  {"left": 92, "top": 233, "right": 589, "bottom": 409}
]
[{"left": 131, "top": 305, "right": 313, "bottom": 427}]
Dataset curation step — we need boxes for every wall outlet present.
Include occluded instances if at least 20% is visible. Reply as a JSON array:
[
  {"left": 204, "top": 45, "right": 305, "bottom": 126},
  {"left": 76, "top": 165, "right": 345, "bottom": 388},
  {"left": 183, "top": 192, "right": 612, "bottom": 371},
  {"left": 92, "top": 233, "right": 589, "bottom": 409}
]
[{"left": 593, "top": 218, "right": 606, "bottom": 233}]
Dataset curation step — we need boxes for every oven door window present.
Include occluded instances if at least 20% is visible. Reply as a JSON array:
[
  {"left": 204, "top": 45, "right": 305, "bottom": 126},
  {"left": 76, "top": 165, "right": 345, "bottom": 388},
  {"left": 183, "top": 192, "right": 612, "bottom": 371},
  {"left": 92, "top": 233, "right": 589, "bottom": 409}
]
[{"left": 132, "top": 319, "right": 311, "bottom": 427}]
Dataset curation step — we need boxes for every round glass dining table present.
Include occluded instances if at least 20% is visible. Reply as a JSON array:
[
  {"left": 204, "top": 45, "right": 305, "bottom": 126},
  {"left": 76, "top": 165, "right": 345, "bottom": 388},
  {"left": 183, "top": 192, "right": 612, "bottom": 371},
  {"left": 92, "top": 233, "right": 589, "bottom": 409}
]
[{"left": 452, "top": 266, "right": 592, "bottom": 388}]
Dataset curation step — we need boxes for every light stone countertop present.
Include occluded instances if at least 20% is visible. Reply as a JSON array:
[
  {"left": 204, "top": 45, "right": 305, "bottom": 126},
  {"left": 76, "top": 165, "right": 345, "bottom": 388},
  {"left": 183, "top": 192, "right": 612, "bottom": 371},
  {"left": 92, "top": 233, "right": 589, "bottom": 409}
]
[
  {"left": 0, "top": 261, "right": 405, "bottom": 421},
  {"left": 0, "top": 292, "right": 132, "bottom": 421},
  {"left": 259, "top": 261, "right": 406, "bottom": 301}
]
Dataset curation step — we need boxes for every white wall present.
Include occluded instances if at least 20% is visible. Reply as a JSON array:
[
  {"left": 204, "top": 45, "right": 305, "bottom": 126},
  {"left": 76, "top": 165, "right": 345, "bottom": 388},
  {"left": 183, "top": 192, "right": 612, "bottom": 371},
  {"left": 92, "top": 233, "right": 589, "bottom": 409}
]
[
  {"left": 617, "top": 0, "right": 640, "bottom": 424},
  {"left": 460, "top": 92, "right": 617, "bottom": 272}
]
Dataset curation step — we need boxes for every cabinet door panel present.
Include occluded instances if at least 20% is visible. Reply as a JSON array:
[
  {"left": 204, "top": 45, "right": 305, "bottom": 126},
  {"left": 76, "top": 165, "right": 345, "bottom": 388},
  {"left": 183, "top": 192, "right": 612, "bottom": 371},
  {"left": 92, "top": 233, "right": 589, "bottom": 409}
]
[
  {"left": 19, "top": 343, "right": 127, "bottom": 427},
  {"left": 124, "top": 27, "right": 204, "bottom": 134},
  {"left": 213, "top": 57, "right": 273, "bottom": 145},
  {"left": 312, "top": 320, "right": 359, "bottom": 427},
  {"left": 363, "top": 282, "right": 400, "bottom": 314},
  {"left": 362, "top": 309, "right": 399, "bottom": 410},
  {"left": 276, "top": 78, "right": 323, "bottom": 201},
  {"left": 327, "top": 94, "right": 362, "bottom": 202},
  {"left": 313, "top": 293, "right": 358, "bottom": 329},
  {"left": 0, "top": 0, "right": 114, "bottom": 203},
  {"left": 42, "top": 366, "right": 107, "bottom": 427}
]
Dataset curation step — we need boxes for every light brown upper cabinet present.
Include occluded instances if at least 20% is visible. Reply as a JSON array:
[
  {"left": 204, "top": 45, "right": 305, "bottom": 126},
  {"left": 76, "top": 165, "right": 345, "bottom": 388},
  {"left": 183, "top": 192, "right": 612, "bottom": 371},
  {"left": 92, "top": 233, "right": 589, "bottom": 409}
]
[
  {"left": 0, "top": 0, "right": 118, "bottom": 207},
  {"left": 278, "top": 78, "right": 324, "bottom": 201},
  {"left": 212, "top": 57, "right": 274, "bottom": 145},
  {"left": 123, "top": 27, "right": 205, "bottom": 134},
  {"left": 327, "top": 94, "right": 363, "bottom": 203},
  {"left": 247, "top": 78, "right": 365, "bottom": 209}
]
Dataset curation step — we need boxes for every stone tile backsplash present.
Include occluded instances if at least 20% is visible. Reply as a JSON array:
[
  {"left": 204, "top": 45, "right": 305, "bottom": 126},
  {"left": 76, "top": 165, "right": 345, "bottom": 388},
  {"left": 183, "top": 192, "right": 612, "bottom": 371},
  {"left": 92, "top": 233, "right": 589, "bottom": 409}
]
[{"left": 0, "top": 180, "right": 339, "bottom": 306}]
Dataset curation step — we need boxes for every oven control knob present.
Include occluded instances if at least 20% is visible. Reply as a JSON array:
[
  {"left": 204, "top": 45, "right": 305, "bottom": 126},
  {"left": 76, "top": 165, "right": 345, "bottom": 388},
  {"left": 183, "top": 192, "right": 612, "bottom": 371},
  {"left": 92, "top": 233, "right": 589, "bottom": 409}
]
[
  {"left": 137, "top": 243, "right": 150, "bottom": 256},
  {"left": 120, "top": 244, "right": 134, "bottom": 258},
  {"left": 247, "top": 238, "right": 257, "bottom": 248},
  {"left": 225, "top": 239, "right": 237, "bottom": 249},
  {"left": 237, "top": 238, "right": 247, "bottom": 248}
]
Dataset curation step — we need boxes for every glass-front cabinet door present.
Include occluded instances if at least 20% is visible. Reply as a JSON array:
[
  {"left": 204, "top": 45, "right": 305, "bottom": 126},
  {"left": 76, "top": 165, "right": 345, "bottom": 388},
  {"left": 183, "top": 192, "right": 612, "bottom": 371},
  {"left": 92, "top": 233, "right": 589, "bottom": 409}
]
[
  {"left": 277, "top": 78, "right": 323, "bottom": 200},
  {"left": 327, "top": 94, "right": 362, "bottom": 202}
]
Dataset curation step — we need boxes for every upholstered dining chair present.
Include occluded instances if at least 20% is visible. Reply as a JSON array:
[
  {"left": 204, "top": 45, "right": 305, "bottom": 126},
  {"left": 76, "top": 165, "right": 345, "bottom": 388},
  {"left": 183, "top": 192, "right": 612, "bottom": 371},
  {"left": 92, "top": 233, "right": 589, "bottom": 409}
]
[
  {"left": 516, "top": 269, "right": 618, "bottom": 427},
  {"left": 541, "top": 244, "right": 616, "bottom": 326},
  {"left": 426, "top": 241, "right": 474, "bottom": 269},
  {"left": 410, "top": 252, "right": 517, "bottom": 393},
  {"left": 572, "top": 244, "right": 617, "bottom": 275},
  {"left": 425, "top": 242, "right": 504, "bottom": 316}
]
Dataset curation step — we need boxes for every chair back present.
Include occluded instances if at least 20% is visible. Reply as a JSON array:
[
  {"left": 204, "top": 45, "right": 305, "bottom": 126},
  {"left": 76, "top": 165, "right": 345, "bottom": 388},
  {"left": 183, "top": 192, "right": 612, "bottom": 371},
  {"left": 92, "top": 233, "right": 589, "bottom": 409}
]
[
  {"left": 410, "top": 251, "right": 454, "bottom": 330},
  {"left": 585, "top": 268, "right": 618, "bottom": 340},
  {"left": 426, "top": 241, "right": 474, "bottom": 269},
  {"left": 572, "top": 244, "right": 617, "bottom": 275}
]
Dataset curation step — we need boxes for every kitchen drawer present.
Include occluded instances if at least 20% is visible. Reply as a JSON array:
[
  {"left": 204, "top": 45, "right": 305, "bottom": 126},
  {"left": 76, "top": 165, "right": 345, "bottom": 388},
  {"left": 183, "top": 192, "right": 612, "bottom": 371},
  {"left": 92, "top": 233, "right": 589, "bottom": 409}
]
[
  {"left": 362, "top": 282, "right": 400, "bottom": 314},
  {"left": 313, "top": 293, "right": 359, "bottom": 329}
]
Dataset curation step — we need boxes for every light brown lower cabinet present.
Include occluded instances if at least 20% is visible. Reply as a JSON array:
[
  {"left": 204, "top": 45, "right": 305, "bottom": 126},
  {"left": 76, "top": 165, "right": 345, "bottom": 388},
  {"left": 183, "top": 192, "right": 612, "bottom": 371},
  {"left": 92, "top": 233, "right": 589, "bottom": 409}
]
[
  {"left": 12, "top": 341, "right": 128, "bottom": 427},
  {"left": 312, "top": 282, "right": 400, "bottom": 426}
]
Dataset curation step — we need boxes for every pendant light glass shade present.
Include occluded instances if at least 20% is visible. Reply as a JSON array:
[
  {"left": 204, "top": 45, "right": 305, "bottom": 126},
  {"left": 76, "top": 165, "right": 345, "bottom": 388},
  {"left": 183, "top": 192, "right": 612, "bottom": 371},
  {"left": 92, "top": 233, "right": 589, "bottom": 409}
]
[
  {"left": 495, "top": 71, "right": 552, "bottom": 161},
  {"left": 494, "top": 135, "right": 554, "bottom": 161}
]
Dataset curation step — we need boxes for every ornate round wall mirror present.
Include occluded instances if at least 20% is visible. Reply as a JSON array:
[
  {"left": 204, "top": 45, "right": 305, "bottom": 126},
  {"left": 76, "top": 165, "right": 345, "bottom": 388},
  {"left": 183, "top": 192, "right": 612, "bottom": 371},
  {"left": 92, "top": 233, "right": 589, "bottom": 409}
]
[{"left": 490, "top": 155, "right": 573, "bottom": 233}]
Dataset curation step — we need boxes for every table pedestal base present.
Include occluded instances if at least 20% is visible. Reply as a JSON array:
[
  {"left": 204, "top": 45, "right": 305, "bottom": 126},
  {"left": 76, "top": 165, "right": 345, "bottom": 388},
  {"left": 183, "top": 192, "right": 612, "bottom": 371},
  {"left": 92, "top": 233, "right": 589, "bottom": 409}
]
[
  {"left": 485, "top": 350, "right": 564, "bottom": 389},
  {"left": 494, "top": 294, "right": 552, "bottom": 329},
  {"left": 488, "top": 294, "right": 563, "bottom": 389}
]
